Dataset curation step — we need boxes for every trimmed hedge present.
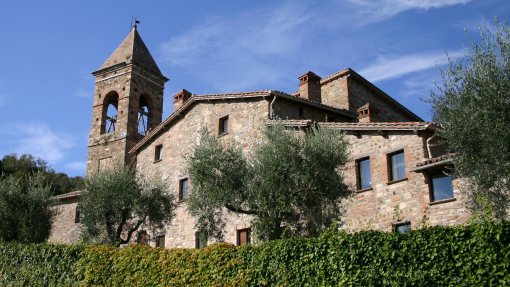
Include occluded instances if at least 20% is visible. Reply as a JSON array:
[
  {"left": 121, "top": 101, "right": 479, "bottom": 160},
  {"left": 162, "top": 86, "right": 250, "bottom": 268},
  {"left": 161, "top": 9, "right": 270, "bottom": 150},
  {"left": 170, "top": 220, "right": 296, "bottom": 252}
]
[
  {"left": 0, "top": 242, "right": 83, "bottom": 286},
  {"left": 240, "top": 221, "right": 510, "bottom": 286},
  {"left": 74, "top": 243, "right": 252, "bottom": 286},
  {"left": 1, "top": 221, "right": 509, "bottom": 286}
]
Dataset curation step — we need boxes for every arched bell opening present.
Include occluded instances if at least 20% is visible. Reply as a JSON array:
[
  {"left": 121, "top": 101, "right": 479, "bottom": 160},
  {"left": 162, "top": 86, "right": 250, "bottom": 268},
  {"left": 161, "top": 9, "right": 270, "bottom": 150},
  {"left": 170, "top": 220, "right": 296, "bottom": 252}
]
[
  {"left": 101, "top": 91, "right": 119, "bottom": 134},
  {"left": 138, "top": 95, "right": 150, "bottom": 136}
]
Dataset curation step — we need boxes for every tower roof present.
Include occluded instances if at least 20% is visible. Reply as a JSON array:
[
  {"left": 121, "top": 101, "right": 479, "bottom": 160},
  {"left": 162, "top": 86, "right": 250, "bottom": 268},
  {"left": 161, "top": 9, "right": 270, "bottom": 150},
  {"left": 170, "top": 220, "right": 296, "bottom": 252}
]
[{"left": 98, "top": 27, "right": 162, "bottom": 75}]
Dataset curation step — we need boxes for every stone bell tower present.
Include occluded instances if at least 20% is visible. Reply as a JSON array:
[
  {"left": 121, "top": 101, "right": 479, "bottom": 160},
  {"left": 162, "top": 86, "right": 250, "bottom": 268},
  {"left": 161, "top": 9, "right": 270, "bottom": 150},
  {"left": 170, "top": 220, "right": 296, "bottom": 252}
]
[{"left": 86, "top": 26, "right": 169, "bottom": 174}]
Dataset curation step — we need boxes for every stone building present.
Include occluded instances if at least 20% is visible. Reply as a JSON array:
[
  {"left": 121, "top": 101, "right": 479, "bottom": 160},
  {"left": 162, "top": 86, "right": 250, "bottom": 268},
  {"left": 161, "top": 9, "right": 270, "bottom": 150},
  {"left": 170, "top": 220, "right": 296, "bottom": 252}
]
[{"left": 50, "top": 27, "right": 469, "bottom": 247}]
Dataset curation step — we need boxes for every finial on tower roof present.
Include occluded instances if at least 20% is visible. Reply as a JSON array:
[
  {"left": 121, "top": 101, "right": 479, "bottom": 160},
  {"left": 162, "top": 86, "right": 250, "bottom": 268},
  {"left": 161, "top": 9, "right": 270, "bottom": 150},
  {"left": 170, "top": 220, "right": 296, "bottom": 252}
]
[{"left": 131, "top": 16, "right": 140, "bottom": 30}]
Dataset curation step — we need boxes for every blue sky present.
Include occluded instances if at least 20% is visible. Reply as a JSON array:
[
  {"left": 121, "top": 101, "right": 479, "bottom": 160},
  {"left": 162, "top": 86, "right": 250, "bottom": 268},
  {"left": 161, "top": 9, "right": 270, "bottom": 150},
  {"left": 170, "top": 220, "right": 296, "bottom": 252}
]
[{"left": 0, "top": 0, "right": 508, "bottom": 177}]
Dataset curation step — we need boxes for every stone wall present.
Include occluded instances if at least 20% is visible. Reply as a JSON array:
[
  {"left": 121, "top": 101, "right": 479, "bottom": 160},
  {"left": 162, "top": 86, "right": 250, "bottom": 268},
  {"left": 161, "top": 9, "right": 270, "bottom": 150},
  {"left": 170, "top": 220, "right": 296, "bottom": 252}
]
[
  {"left": 341, "top": 130, "right": 469, "bottom": 231},
  {"left": 321, "top": 75, "right": 349, "bottom": 110},
  {"left": 49, "top": 198, "right": 82, "bottom": 244},
  {"left": 273, "top": 97, "right": 351, "bottom": 122},
  {"left": 135, "top": 97, "right": 270, "bottom": 248},
  {"left": 87, "top": 64, "right": 165, "bottom": 174}
]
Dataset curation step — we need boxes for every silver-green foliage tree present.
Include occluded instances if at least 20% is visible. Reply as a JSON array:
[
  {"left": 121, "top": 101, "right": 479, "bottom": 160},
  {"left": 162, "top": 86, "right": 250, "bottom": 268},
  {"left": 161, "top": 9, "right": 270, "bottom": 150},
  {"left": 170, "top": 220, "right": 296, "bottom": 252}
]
[
  {"left": 0, "top": 172, "right": 55, "bottom": 243},
  {"left": 428, "top": 17, "right": 510, "bottom": 219},
  {"left": 78, "top": 163, "right": 176, "bottom": 246},
  {"left": 187, "top": 122, "right": 351, "bottom": 242}
]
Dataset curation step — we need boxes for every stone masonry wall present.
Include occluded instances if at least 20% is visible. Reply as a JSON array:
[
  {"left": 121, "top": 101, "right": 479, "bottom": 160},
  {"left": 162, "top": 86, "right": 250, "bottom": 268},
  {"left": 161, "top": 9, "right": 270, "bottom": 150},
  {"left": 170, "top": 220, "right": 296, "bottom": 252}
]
[
  {"left": 273, "top": 98, "right": 351, "bottom": 122},
  {"left": 341, "top": 130, "right": 469, "bottom": 231},
  {"left": 49, "top": 198, "right": 82, "bottom": 244},
  {"left": 135, "top": 97, "right": 270, "bottom": 248},
  {"left": 321, "top": 76, "right": 349, "bottom": 110},
  {"left": 347, "top": 78, "right": 415, "bottom": 122}
]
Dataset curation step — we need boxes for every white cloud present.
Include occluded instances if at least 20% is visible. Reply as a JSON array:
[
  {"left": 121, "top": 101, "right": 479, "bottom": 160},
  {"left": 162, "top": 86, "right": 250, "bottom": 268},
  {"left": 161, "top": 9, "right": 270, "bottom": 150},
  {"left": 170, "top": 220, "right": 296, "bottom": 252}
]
[
  {"left": 0, "top": 123, "right": 75, "bottom": 164},
  {"left": 358, "top": 50, "right": 464, "bottom": 82},
  {"left": 345, "top": 0, "right": 473, "bottom": 25},
  {"left": 158, "top": 2, "right": 315, "bottom": 92},
  {"left": 65, "top": 161, "right": 87, "bottom": 172}
]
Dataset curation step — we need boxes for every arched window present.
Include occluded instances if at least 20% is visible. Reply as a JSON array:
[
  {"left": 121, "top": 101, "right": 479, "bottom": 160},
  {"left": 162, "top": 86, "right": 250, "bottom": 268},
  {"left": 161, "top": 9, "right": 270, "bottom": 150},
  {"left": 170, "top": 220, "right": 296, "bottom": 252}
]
[
  {"left": 138, "top": 95, "right": 149, "bottom": 136},
  {"left": 104, "top": 92, "right": 119, "bottom": 134}
]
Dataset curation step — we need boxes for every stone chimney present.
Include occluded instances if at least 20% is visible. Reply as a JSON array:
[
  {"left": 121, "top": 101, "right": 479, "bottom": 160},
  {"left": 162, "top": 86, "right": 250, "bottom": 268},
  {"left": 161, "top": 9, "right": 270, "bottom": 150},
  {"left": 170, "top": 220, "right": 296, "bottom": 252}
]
[
  {"left": 357, "top": 103, "right": 380, "bottom": 123},
  {"left": 298, "top": 71, "right": 322, "bottom": 103},
  {"left": 173, "top": 89, "right": 192, "bottom": 111}
]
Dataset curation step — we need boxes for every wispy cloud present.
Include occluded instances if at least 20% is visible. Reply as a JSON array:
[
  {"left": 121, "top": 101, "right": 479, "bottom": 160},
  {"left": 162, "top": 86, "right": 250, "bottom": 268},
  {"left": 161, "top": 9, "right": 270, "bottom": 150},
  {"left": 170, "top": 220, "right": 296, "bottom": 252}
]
[
  {"left": 358, "top": 50, "right": 464, "bottom": 82},
  {"left": 158, "top": 2, "right": 316, "bottom": 93},
  {"left": 0, "top": 123, "right": 75, "bottom": 164},
  {"left": 345, "top": 0, "right": 474, "bottom": 25}
]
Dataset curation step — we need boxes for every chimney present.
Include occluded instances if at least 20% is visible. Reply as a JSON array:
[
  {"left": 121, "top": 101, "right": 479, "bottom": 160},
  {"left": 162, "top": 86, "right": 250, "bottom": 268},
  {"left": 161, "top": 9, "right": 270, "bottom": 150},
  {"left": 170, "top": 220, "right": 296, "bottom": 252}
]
[
  {"left": 173, "top": 89, "right": 192, "bottom": 111},
  {"left": 298, "top": 71, "right": 322, "bottom": 103},
  {"left": 357, "top": 103, "right": 380, "bottom": 123}
]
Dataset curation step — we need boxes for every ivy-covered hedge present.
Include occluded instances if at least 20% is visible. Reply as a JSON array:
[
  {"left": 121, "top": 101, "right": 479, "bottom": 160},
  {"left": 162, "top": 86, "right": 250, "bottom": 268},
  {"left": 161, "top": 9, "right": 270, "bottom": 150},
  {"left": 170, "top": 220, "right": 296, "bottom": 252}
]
[
  {"left": 1, "top": 221, "right": 509, "bottom": 286},
  {"left": 240, "top": 221, "right": 510, "bottom": 286},
  {"left": 74, "top": 243, "right": 252, "bottom": 286},
  {"left": 0, "top": 242, "right": 83, "bottom": 286}
]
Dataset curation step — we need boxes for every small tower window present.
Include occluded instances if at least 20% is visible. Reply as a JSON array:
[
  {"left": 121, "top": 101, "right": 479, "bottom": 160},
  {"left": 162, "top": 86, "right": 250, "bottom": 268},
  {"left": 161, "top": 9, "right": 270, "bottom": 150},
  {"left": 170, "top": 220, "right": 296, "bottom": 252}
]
[
  {"left": 219, "top": 116, "right": 229, "bottom": 135},
  {"left": 138, "top": 95, "right": 149, "bottom": 136},
  {"left": 103, "top": 92, "right": 119, "bottom": 134}
]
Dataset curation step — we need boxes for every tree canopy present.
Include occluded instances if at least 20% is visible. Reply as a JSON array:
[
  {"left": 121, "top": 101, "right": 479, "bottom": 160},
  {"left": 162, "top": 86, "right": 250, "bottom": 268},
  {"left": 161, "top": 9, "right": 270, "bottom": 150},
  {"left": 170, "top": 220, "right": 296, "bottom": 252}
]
[
  {"left": 187, "top": 122, "right": 351, "bottom": 242},
  {"left": 428, "top": 17, "right": 510, "bottom": 219},
  {"left": 0, "top": 153, "right": 84, "bottom": 196},
  {"left": 78, "top": 163, "right": 176, "bottom": 246},
  {"left": 0, "top": 172, "right": 56, "bottom": 243}
]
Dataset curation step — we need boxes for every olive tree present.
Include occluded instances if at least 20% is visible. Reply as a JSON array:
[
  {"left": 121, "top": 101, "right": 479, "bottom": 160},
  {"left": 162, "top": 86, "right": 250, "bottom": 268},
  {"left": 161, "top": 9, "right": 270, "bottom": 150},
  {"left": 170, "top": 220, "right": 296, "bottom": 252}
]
[
  {"left": 428, "top": 17, "right": 510, "bottom": 219},
  {"left": 78, "top": 163, "right": 176, "bottom": 246},
  {"left": 0, "top": 172, "right": 55, "bottom": 243},
  {"left": 187, "top": 122, "right": 351, "bottom": 242}
]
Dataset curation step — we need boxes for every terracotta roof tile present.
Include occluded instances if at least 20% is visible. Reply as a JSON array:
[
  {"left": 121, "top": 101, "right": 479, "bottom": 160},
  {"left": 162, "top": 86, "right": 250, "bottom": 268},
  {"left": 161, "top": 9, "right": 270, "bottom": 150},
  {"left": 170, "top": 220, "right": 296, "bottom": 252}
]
[
  {"left": 321, "top": 122, "right": 440, "bottom": 130},
  {"left": 54, "top": 190, "right": 84, "bottom": 200},
  {"left": 415, "top": 153, "right": 456, "bottom": 167}
]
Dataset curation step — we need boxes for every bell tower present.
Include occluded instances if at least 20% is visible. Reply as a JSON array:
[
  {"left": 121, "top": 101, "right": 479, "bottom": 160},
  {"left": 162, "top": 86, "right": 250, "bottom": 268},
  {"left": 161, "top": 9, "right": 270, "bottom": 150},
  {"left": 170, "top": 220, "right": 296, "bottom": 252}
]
[{"left": 87, "top": 26, "right": 169, "bottom": 174}]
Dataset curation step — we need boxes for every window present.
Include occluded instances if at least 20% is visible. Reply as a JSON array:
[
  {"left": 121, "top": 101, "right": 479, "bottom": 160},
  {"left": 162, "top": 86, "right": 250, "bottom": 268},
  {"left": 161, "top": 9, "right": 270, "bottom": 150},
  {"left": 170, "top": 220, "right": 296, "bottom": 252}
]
[
  {"left": 298, "top": 107, "right": 304, "bottom": 117},
  {"left": 155, "top": 145, "right": 163, "bottom": 162},
  {"left": 137, "top": 231, "right": 148, "bottom": 245},
  {"left": 430, "top": 173, "right": 454, "bottom": 202},
  {"left": 195, "top": 232, "right": 208, "bottom": 249},
  {"left": 356, "top": 158, "right": 372, "bottom": 190},
  {"left": 394, "top": 222, "right": 411, "bottom": 233},
  {"left": 389, "top": 151, "right": 406, "bottom": 181},
  {"left": 75, "top": 207, "right": 82, "bottom": 223},
  {"left": 219, "top": 116, "right": 229, "bottom": 135},
  {"left": 179, "top": 178, "right": 189, "bottom": 201},
  {"left": 156, "top": 235, "right": 165, "bottom": 248},
  {"left": 237, "top": 228, "right": 251, "bottom": 246}
]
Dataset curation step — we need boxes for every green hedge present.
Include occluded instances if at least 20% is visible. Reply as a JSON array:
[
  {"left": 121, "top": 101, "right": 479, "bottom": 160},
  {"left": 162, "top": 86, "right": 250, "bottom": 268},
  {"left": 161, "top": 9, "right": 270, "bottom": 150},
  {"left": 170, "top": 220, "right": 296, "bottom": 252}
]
[
  {"left": 74, "top": 243, "right": 252, "bottom": 286},
  {"left": 1, "top": 221, "right": 509, "bottom": 286},
  {"left": 0, "top": 242, "right": 83, "bottom": 286},
  {"left": 240, "top": 221, "right": 510, "bottom": 286}
]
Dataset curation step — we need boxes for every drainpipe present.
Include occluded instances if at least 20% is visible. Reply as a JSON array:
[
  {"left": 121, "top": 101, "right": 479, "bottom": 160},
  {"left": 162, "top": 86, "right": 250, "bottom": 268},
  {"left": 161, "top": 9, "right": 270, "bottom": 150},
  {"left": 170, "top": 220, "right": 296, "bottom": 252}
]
[
  {"left": 270, "top": 95, "right": 278, "bottom": 119},
  {"left": 426, "top": 133, "right": 437, "bottom": 159}
]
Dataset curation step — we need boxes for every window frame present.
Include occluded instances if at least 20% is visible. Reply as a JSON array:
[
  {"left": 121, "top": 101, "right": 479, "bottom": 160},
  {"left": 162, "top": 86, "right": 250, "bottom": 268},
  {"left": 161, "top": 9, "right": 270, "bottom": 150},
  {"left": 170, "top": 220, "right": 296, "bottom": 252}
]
[
  {"left": 195, "top": 232, "right": 208, "bottom": 249},
  {"left": 219, "top": 115, "right": 229, "bottom": 136},
  {"left": 179, "top": 178, "right": 189, "bottom": 201},
  {"left": 388, "top": 150, "right": 406, "bottom": 182},
  {"left": 429, "top": 172, "right": 455, "bottom": 203},
  {"left": 154, "top": 144, "right": 163, "bottom": 162},
  {"left": 155, "top": 235, "right": 165, "bottom": 248},
  {"left": 237, "top": 228, "right": 251, "bottom": 246},
  {"left": 393, "top": 221, "right": 412, "bottom": 233},
  {"left": 356, "top": 157, "right": 372, "bottom": 192}
]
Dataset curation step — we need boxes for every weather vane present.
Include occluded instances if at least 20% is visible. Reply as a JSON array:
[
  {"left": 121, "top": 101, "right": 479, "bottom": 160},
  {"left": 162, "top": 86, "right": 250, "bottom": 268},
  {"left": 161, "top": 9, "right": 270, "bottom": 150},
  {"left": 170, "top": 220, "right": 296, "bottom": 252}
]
[{"left": 131, "top": 16, "right": 140, "bottom": 30}]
